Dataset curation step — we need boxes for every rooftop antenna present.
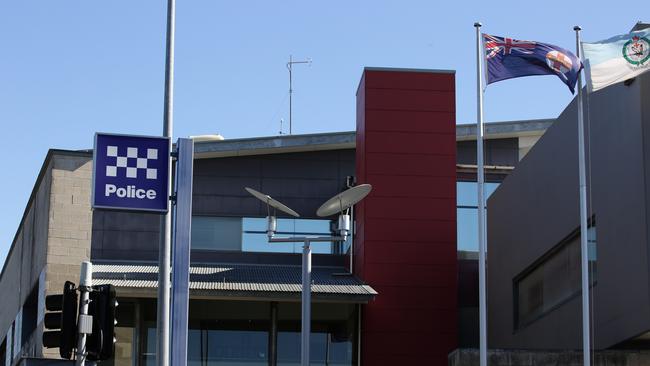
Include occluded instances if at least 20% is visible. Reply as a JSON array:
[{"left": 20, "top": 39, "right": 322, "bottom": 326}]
[
  {"left": 279, "top": 118, "right": 284, "bottom": 135},
  {"left": 287, "top": 55, "right": 312, "bottom": 135}
]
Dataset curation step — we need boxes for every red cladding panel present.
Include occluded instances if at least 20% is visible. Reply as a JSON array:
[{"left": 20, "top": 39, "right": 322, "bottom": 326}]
[
  {"left": 354, "top": 68, "right": 457, "bottom": 365},
  {"left": 364, "top": 241, "right": 456, "bottom": 265}
]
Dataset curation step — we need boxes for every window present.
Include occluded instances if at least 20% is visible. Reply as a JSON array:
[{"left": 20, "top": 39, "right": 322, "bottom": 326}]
[
  {"left": 191, "top": 216, "right": 351, "bottom": 255},
  {"left": 109, "top": 302, "right": 136, "bottom": 366},
  {"left": 21, "top": 286, "right": 38, "bottom": 348},
  {"left": 192, "top": 217, "right": 242, "bottom": 251},
  {"left": 139, "top": 300, "right": 357, "bottom": 366},
  {"left": 457, "top": 181, "right": 499, "bottom": 251},
  {"left": 277, "top": 302, "right": 356, "bottom": 366},
  {"left": 515, "top": 226, "right": 597, "bottom": 329}
]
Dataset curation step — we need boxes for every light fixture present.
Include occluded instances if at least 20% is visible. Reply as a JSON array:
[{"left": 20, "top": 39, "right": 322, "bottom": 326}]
[{"left": 244, "top": 184, "right": 372, "bottom": 366}]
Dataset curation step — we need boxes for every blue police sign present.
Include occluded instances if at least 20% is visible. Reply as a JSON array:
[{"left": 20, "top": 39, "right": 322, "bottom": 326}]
[{"left": 92, "top": 133, "right": 170, "bottom": 213}]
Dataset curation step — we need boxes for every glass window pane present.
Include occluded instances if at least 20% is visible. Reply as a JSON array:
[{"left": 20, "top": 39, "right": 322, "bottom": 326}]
[
  {"left": 191, "top": 217, "right": 242, "bottom": 250},
  {"left": 243, "top": 218, "right": 334, "bottom": 254},
  {"left": 206, "top": 329, "right": 267, "bottom": 365},
  {"left": 457, "top": 182, "right": 500, "bottom": 207},
  {"left": 277, "top": 302, "right": 355, "bottom": 366},
  {"left": 187, "top": 329, "right": 202, "bottom": 366},
  {"left": 457, "top": 208, "right": 478, "bottom": 251},
  {"left": 457, "top": 182, "right": 478, "bottom": 207},
  {"left": 192, "top": 216, "right": 346, "bottom": 254}
]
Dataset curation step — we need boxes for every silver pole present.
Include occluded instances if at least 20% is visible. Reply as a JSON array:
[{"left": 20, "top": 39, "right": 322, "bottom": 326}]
[
  {"left": 157, "top": 0, "right": 175, "bottom": 366},
  {"left": 301, "top": 239, "right": 312, "bottom": 366},
  {"left": 76, "top": 261, "right": 92, "bottom": 366},
  {"left": 474, "top": 21, "right": 488, "bottom": 366},
  {"left": 574, "top": 25, "right": 591, "bottom": 366},
  {"left": 288, "top": 55, "right": 293, "bottom": 135},
  {"left": 286, "top": 56, "right": 310, "bottom": 136},
  {"left": 170, "top": 139, "right": 194, "bottom": 366}
]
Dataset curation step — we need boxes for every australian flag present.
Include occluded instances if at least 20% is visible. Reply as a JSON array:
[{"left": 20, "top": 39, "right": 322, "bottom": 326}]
[{"left": 483, "top": 34, "right": 583, "bottom": 93}]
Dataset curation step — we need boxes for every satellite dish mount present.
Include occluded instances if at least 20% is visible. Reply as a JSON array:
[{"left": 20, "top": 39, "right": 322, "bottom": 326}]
[{"left": 244, "top": 183, "right": 372, "bottom": 366}]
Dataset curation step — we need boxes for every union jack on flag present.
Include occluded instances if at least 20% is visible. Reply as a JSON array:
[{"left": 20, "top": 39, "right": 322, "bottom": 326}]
[
  {"left": 482, "top": 33, "right": 583, "bottom": 93},
  {"left": 484, "top": 34, "right": 536, "bottom": 59}
]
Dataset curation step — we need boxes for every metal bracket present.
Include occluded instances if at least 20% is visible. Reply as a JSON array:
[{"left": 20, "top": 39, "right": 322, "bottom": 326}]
[
  {"left": 78, "top": 314, "right": 93, "bottom": 335},
  {"left": 170, "top": 151, "right": 179, "bottom": 158}
]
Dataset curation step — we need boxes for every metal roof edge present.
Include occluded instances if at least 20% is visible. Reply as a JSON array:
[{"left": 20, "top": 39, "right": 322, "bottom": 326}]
[
  {"left": 194, "top": 131, "right": 356, "bottom": 159},
  {"left": 363, "top": 66, "right": 456, "bottom": 74},
  {"left": 193, "top": 119, "right": 552, "bottom": 159},
  {"left": 456, "top": 118, "right": 554, "bottom": 141}
]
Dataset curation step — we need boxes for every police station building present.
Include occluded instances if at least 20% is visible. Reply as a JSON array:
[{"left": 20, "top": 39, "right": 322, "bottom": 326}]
[{"left": 6, "top": 66, "right": 644, "bottom": 366}]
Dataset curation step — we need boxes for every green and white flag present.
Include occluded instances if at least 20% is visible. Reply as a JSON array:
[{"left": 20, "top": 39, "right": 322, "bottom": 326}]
[{"left": 582, "top": 29, "right": 650, "bottom": 92}]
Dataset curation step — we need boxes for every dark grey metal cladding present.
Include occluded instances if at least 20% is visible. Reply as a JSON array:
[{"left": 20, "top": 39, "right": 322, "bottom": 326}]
[
  {"left": 192, "top": 149, "right": 355, "bottom": 218},
  {"left": 91, "top": 149, "right": 355, "bottom": 261},
  {"left": 487, "top": 72, "right": 650, "bottom": 350},
  {"left": 91, "top": 210, "right": 161, "bottom": 260},
  {"left": 457, "top": 138, "right": 519, "bottom": 166}
]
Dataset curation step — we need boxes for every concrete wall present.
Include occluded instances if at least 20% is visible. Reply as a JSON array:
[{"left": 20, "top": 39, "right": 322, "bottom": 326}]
[
  {"left": 0, "top": 155, "right": 53, "bottom": 363},
  {"left": 488, "top": 72, "right": 650, "bottom": 349},
  {"left": 449, "top": 349, "right": 650, "bottom": 366}
]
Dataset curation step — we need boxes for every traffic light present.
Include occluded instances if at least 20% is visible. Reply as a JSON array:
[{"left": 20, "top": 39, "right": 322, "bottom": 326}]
[
  {"left": 42, "top": 281, "right": 78, "bottom": 359},
  {"left": 86, "top": 284, "right": 117, "bottom": 361}
]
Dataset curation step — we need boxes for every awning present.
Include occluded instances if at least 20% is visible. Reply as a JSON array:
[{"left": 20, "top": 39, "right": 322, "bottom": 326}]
[{"left": 93, "top": 262, "right": 377, "bottom": 303}]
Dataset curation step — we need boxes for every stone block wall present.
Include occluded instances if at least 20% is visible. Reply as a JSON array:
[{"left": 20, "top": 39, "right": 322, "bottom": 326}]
[{"left": 42, "top": 155, "right": 92, "bottom": 358}]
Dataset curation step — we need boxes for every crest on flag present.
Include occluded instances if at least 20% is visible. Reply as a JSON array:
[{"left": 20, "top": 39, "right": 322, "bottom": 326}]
[
  {"left": 546, "top": 51, "right": 574, "bottom": 77},
  {"left": 623, "top": 36, "right": 650, "bottom": 66},
  {"left": 582, "top": 29, "right": 650, "bottom": 92}
]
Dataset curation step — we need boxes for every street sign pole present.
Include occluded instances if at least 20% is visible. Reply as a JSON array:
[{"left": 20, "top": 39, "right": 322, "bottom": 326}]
[
  {"left": 170, "top": 138, "right": 194, "bottom": 366},
  {"left": 158, "top": 0, "right": 176, "bottom": 365},
  {"left": 75, "top": 262, "right": 92, "bottom": 366},
  {"left": 300, "top": 240, "right": 311, "bottom": 366}
]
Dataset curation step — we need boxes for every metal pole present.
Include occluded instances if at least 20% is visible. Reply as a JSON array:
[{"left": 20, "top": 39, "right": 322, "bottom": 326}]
[
  {"left": 76, "top": 261, "right": 92, "bottom": 366},
  {"left": 474, "top": 21, "right": 488, "bottom": 366},
  {"left": 157, "top": 0, "right": 175, "bottom": 366},
  {"left": 574, "top": 25, "right": 591, "bottom": 366},
  {"left": 286, "top": 56, "right": 310, "bottom": 136},
  {"left": 288, "top": 55, "right": 293, "bottom": 135},
  {"left": 301, "top": 239, "right": 312, "bottom": 366},
  {"left": 269, "top": 302, "right": 278, "bottom": 366},
  {"left": 170, "top": 139, "right": 194, "bottom": 366}
]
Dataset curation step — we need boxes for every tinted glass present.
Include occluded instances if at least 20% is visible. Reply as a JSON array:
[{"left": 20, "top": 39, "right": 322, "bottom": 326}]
[
  {"left": 191, "top": 216, "right": 242, "bottom": 250},
  {"left": 191, "top": 216, "right": 347, "bottom": 254},
  {"left": 457, "top": 181, "right": 499, "bottom": 207},
  {"left": 456, "top": 181, "right": 500, "bottom": 251}
]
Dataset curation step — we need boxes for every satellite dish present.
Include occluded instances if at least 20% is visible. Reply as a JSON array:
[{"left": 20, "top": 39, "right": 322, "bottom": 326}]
[
  {"left": 316, "top": 184, "right": 372, "bottom": 217},
  {"left": 244, "top": 187, "right": 300, "bottom": 217}
]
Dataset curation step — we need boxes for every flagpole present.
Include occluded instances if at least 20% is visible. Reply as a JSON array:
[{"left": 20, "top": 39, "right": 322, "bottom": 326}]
[
  {"left": 574, "top": 25, "right": 591, "bottom": 366},
  {"left": 474, "top": 21, "right": 487, "bottom": 366}
]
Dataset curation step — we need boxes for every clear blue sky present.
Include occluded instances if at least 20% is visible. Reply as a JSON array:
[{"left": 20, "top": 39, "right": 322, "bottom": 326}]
[{"left": 0, "top": 1, "right": 639, "bottom": 265}]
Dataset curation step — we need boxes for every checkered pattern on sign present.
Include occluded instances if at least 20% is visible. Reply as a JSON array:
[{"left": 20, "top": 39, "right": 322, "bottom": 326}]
[{"left": 105, "top": 146, "right": 158, "bottom": 179}]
